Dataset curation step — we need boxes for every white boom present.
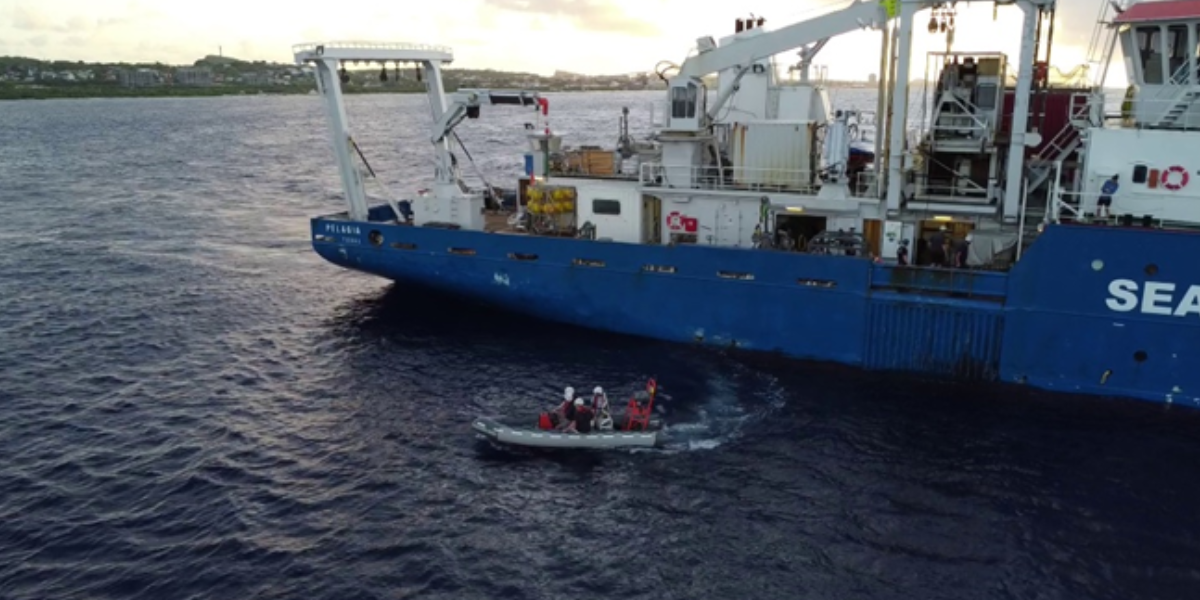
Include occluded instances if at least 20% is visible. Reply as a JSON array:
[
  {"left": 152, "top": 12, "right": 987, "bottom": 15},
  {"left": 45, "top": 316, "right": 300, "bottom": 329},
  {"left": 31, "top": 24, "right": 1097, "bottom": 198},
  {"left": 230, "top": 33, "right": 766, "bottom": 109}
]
[
  {"left": 665, "top": 0, "right": 891, "bottom": 132},
  {"left": 431, "top": 89, "right": 540, "bottom": 144},
  {"left": 677, "top": 1, "right": 889, "bottom": 80}
]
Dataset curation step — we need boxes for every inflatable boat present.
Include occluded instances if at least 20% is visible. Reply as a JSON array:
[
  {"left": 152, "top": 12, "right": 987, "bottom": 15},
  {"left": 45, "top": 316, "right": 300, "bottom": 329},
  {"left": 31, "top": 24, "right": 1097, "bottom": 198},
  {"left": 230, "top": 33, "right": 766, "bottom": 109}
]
[
  {"left": 471, "top": 415, "right": 666, "bottom": 449},
  {"left": 472, "top": 378, "right": 667, "bottom": 449}
]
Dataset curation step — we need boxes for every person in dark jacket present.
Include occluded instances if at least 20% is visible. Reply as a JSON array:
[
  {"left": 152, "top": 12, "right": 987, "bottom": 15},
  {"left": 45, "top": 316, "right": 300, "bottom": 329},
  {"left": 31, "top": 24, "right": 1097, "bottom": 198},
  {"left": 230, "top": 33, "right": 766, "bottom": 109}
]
[
  {"left": 929, "top": 226, "right": 947, "bottom": 266},
  {"left": 563, "top": 398, "right": 593, "bottom": 433},
  {"left": 954, "top": 234, "right": 972, "bottom": 268}
]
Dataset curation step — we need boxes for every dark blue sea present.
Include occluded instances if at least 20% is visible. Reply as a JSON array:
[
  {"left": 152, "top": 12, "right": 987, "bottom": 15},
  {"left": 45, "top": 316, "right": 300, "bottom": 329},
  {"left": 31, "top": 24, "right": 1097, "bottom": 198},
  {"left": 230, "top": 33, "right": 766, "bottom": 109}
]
[{"left": 1, "top": 90, "right": 1198, "bottom": 600}]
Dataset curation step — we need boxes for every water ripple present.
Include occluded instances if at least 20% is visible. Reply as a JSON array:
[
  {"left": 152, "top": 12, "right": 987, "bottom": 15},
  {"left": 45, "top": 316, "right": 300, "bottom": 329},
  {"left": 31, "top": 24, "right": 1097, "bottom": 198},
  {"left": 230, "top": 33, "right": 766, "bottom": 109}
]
[{"left": 0, "top": 93, "right": 1199, "bottom": 600}]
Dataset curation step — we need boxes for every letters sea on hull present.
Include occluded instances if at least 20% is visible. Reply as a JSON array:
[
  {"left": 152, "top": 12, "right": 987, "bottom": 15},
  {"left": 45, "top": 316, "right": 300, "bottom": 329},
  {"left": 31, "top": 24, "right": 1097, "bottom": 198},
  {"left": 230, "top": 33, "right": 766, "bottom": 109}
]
[{"left": 1106, "top": 279, "right": 1200, "bottom": 317}]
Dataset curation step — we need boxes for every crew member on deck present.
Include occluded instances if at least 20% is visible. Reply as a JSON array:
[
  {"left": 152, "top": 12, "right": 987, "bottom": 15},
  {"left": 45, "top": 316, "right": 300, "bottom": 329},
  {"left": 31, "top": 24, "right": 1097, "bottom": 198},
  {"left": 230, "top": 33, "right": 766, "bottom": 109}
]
[
  {"left": 1098, "top": 174, "right": 1118, "bottom": 219},
  {"left": 954, "top": 234, "right": 972, "bottom": 268},
  {"left": 929, "top": 226, "right": 947, "bottom": 267}
]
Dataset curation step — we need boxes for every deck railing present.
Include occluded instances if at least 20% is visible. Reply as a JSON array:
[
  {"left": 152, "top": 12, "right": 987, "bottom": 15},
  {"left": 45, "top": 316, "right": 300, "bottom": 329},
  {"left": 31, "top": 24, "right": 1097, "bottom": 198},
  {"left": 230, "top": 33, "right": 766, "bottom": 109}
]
[{"left": 638, "top": 162, "right": 820, "bottom": 194}]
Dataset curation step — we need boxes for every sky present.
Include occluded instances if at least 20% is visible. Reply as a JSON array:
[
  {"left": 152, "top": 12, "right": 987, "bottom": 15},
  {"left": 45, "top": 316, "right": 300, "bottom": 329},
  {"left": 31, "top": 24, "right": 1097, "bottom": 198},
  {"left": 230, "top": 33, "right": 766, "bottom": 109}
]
[{"left": 2, "top": 0, "right": 1126, "bottom": 86}]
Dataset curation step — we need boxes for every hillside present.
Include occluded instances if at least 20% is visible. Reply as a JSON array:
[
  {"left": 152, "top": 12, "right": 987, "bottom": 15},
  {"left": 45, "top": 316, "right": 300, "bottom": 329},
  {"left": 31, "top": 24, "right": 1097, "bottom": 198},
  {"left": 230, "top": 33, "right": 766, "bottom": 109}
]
[{"left": 0, "top": 54, "right": 672, "bottom": 100}]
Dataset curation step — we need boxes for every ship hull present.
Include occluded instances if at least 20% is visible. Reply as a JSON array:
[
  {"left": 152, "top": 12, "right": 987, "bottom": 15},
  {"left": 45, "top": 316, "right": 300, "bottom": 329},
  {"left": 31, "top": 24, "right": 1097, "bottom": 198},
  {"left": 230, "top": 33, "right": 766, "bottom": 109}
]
[{"left": 313, "top": 209, "right": 1200, "bottom": 408}]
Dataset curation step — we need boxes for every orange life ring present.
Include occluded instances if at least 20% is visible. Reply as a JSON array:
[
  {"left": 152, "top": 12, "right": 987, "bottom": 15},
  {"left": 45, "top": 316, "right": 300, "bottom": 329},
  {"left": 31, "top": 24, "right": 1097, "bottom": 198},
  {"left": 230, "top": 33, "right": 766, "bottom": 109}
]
[{"left": 1163, "top": 165, "right": 1189, "bottom": 191}]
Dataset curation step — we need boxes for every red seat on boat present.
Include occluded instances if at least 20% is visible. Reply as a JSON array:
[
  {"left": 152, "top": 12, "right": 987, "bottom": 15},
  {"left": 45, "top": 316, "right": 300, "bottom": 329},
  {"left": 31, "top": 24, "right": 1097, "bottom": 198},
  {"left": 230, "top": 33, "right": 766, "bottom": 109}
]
[{"left": 624, "top": 399, "right": 651, "bottom": 431}]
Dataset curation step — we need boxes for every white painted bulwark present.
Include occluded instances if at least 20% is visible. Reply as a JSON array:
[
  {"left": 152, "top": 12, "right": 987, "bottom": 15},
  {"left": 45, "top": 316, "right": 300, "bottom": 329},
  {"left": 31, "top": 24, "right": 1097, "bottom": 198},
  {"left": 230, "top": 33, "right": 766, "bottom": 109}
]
[
  {"left": 659, "top": 195, "right": 783, "bottom": 247},
  {"left": 1082, "top": 127, "right": 1200, "bottom": 222},
  {"left": 568, "top": 179, "right": 643, "bottom": 243}
]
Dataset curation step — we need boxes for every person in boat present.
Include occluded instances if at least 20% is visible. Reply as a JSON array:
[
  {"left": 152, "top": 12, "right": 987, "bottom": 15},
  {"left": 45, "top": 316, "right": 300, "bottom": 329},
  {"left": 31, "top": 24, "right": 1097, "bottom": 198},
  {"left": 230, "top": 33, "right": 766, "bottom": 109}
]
[
  {"left": 563, "top": 398, "right": 593, "bottom": 434},
  {"left": 591, "top": 386, "right": 613, "bottom": 431},
  {"left": 539, "top": 386, "right": 577, "bottom": 430},
  {"left": 896, "top": 239, "right": 909, "bottom": 266}
]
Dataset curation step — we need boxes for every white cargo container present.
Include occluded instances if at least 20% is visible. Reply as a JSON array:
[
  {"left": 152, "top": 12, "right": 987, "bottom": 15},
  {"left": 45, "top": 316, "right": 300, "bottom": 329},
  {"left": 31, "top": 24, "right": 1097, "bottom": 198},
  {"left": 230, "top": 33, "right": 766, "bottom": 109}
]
[{"left": 728, "top": 120, "right": 816, "bottom": 189}]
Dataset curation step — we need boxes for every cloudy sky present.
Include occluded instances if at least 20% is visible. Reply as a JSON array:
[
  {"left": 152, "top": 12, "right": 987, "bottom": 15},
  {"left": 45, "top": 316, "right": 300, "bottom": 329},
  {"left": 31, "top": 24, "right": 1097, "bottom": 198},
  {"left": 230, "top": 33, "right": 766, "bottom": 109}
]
[{"left": 2, "top": 0, "right": 1120, "bottom": 84}]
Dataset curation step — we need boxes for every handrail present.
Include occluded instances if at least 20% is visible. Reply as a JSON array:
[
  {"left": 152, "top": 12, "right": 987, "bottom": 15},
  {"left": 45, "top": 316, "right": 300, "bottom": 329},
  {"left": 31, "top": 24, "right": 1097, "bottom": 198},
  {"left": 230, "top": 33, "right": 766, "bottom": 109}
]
[
  {"left": 639, "top": 162, "right": 819, "bottom": 192},
  {"left": 1142, "top": 61, "right": 1199, "bottom": 124},
  {"left": 943, "top": 93, "right": 992, "bottom": 133},
  {"left": 1033, "top": 94, "right": 1092, "bottom": 162}
]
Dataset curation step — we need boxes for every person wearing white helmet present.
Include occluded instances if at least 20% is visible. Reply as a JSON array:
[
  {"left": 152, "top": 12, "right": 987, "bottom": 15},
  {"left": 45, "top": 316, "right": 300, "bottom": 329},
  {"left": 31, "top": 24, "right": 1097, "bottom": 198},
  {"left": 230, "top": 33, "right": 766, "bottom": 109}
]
[
  {"left": 549, "top": 388, "right": 578, "bottom": 432},
  {"left": 540, "top": 388, "right": 571, "bottom": 432},
  {"left": 562, "top": 397, "right": 594, "bottom": 433},
  {"left": 541, "top": 386, "right": 577, "bottom": 430},
  {"left": 591, "top": 386, "right": 613, "bottom": 431}
]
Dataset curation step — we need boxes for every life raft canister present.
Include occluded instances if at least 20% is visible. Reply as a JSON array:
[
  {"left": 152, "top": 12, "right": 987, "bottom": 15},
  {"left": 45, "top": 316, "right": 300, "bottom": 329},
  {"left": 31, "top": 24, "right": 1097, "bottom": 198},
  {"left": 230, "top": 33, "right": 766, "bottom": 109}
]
[{"left": 1162, "top": 165, "right": 1189, "bottom": 191}]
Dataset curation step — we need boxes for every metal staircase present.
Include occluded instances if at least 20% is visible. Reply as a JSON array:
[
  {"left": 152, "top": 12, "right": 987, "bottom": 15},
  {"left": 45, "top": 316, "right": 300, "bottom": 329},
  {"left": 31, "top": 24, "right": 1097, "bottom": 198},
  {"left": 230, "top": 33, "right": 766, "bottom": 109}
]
[
  {"left": 1151, "top": 78, "right": 1200, "bottom": 128},
  {"left": 1019, "top": 0, "right": 1116, "bottom": 197},
  {"left": 1025, "top": 93, "right": 1092, "bottom": 193}
]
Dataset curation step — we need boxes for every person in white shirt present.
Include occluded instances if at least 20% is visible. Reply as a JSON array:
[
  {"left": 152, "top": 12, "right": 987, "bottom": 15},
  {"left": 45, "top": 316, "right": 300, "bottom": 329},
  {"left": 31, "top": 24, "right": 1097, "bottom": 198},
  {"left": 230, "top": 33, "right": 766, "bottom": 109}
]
[{"left": 591, "top": 386, "right": 613, "bottom": 431}]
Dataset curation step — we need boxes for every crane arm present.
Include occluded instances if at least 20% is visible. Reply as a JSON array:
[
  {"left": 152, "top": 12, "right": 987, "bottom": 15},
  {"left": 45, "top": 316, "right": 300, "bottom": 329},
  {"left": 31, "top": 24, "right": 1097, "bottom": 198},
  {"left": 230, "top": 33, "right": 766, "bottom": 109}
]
[
  {"left": 677, "top": 0, "right": 891, "bottom": 80},
  {"left": 431, "top": 88, "right": 540, "bottom": 144}
]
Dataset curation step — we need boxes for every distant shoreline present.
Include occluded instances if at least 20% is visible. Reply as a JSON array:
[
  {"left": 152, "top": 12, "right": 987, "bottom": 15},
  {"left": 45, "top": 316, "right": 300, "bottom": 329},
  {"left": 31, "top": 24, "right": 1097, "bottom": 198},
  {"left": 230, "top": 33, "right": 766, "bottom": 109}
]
[
  {"left": 0, "top": 83, "right": 686, "bottom": 101},
  {"left": 0, "top": 83, "right": 892, "bottom": 102}
]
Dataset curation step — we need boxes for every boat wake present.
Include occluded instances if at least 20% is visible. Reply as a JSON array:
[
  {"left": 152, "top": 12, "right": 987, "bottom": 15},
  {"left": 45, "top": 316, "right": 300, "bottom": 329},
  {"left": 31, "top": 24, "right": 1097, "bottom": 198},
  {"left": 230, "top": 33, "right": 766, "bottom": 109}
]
[{"left": 645, "top": 362, "right": 788, "bottom": 454}]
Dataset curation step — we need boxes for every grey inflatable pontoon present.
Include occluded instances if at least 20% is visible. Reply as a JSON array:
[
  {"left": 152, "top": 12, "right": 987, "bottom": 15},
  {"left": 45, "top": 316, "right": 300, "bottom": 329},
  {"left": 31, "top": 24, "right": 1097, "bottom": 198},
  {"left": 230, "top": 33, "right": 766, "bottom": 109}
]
[{"left": 472, "top": 416, "right": 666, "bottom": 449}]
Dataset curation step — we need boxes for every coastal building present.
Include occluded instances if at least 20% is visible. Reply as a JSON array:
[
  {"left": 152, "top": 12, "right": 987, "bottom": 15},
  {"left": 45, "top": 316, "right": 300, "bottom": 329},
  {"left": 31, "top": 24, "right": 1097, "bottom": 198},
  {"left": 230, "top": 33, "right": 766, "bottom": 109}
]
[
  {"left": 118, "top": 68, "right": 161, "bottom": 88},
  {"left": 175, "top": 67, "right": 213, "bottom": 86},
  {"left": 240, "top": 72, "right": 270, "bottom": 85}
]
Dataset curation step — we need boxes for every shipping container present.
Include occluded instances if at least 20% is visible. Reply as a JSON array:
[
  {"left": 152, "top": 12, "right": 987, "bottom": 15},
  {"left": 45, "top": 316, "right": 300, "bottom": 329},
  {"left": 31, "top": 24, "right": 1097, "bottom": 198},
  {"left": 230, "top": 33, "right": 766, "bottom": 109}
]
[{"left": 729, "top": 120, "right": 816, "bottom": 189}]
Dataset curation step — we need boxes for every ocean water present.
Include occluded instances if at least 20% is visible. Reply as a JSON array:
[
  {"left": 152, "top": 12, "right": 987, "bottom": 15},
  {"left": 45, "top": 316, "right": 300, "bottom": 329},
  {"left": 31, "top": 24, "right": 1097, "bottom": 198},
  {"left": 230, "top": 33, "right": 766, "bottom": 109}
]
[{"left": 0, "top": 89, "right": 1198, "bottom": 600}]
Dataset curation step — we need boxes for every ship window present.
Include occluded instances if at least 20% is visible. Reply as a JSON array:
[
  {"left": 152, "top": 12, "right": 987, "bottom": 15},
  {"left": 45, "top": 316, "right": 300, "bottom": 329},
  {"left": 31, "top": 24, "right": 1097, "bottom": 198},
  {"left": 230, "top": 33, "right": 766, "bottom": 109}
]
[
  {"left": 593, "top": 199, "right": 621, "bottom": 215},
  {"left": 975, "top": 83, "right": 997, "bottom": 110},
  {"left": 1195, "top": 24, "right": 1200, "bottom": 66},
  {"left": 1167, "top": 25, "right": 1189, "bottom": 83},
  {"left": 1137, "top": 26, "right": 1164, "bottom": 84},
  {"left": 1132, "top": 165, "right": 1148, "bottom": 184},
  {"left": 671, "top": 82, "right": 698, "bottom": 119}
]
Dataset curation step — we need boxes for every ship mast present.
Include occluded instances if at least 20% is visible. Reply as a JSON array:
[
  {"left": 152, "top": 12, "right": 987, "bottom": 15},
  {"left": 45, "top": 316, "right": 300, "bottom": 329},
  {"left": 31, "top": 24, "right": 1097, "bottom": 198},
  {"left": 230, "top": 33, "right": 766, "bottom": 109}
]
[{"left": 882, "top": 0, "right": 1056, "bottom": 223}]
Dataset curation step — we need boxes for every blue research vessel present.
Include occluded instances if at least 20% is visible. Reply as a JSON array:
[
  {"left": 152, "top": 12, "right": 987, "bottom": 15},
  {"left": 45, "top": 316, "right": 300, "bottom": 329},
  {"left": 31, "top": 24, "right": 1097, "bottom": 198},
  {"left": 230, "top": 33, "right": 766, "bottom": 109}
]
[{"left": 294, "top": 0, "right": 1200, "bottom": 408}]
